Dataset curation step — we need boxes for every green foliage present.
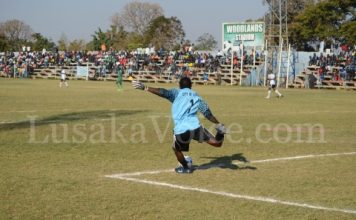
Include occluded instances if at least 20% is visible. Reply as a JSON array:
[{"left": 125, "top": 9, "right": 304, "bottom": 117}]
[
  {"left": 31, "top": 33, "right": 55, "bottom": 51},
  {"left": 144, "top": 16, "right": 170, "bottom": 48},
  {"left": 68, "top": 39, "right": 87, "bottom": 51},
  {"left": 110, "top": 25, "right": 128, "bottom": 50},
  {"left": 91, "top": 28, "right": 111, "bottom": 51},
  {"left": 0, "top": 19, "right": 33, "bottom": 51},
  {"left": 0, "top": 33, "right": 10, "bottom": 51},
  {"left": 287, "top": 0, "right": 315, "bottom": 21},
  {"left": 144, "top": 16, "right": 185, "bottom": 50},
  {"left": 85, "top": 41, "right": 95, "bottom": 51},
  {"left": 126, "top": 32, "right": 144, "bottom": 50},
  {"left": 194, "top": 33, "right": 217, "bottom": 51},
  {"left": 127, "top": 42, "right": 144, "bottom": 51},
  {"left": 339, "top": 21, "right": 356, "bottom": 45},
  {"left": 290, "top": 0, "right": 356, "bottom": 49},
  {"left": 57, "top": 34, "right": 68, "bottom": 51}
]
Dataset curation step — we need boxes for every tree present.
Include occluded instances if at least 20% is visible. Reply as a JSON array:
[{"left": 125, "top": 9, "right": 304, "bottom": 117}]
[
  {"left": 109, "top": 25, "right": 129, "bottom": 50},
  {"left": 287, "top": 0, "right": 315, "bottom": 20},
  {"left": 263, "top": 0, "right": 315, "bottom": 47},
  {"left": 339, "top": 21, "right": 356, "bottom": 46},
  {"left": 31, "top": 33, "right": 55, "bottom": 51},
  {"left": 337, "top": 0, "right": 356, "bottom": 46},
  {"left": 263, "top": 0, "right": 316, "bottom": 19},
  {"left": 194, "top": 33, "right": 217, "bottom": 51},
  {"left": 0, "top": 32, "right": 10, "bottom": 51},
  {"left": 57, "top": 33, "right": 69, "bottom": 51},
  {"left": 0, "top": 19, "right": 33, "bottom": 51},
  {"left": 289, "top": 0, "right": 355, "bottom": 49},
  {"left": 144, "top": 16, "right": 185, "bottom": 50},
  {"left": 111, "top": 1, "right": 163, "bottom": 36},
  {"left": 68, "top": 39, "right": 87, "bottom": 51},
  {"left": 91, "top": 28, "right": 111, "bottom": 51},
  {"left": 126, "top": 32, "right": 145, "bottom": 51}
]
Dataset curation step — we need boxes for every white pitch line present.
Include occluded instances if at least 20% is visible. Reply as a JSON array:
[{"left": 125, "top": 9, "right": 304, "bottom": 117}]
[
  {"left": 108, "top": 163, "right": 229, "bottom": 178},
  {"left": 106, "top": 175, "right": 356, "bottom": 215},
  {"left": 0, "top": 118, "right": 115, "bottom": 124},
  {"left": 246, "top": 152, "right": 356, "bottom": 164},
  {"left": 109, "top": 169, "right": 174, "bottom": 177},
  {"left": 218, "top": 110, "right": 356, "bottom": 117},
  {"left": 0, "top": 110, "right": 37, "bottom": 113},
  {"left": 111, "top": 151, "right": 356, "bottom": 177},
  {"left": 0, "top": 120, "right": 58, "bottom": 124}
]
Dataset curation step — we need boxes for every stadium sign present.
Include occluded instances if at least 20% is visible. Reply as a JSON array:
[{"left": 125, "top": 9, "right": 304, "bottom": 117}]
[
  {"left": 222, "top": 22, "right": 265, "bottom": 51},
  {"left": 76, "top": 66, "right": 89, "bottom": 79}
]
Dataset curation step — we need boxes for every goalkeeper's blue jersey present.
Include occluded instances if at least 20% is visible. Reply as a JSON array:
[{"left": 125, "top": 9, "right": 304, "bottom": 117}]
[{"left": 160, "top": 88, "right": 211, "bottom": 135}]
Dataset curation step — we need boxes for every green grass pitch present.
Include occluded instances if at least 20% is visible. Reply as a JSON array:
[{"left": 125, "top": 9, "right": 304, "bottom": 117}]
[{"left": 0, "top": 78, "right": 355, "bottom": 219}]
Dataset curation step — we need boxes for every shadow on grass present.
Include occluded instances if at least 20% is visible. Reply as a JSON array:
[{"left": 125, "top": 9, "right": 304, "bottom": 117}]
[
  {"left": 0, "top": 109, "right": 147, "bottom": 131},
  {"left": 195, "top": 153, "right": 257, "bottom": 171}
]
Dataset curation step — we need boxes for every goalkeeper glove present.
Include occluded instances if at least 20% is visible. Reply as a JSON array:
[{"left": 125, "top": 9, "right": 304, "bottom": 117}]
[
  {"left": 132, "top": 80, "right": 147, "bottom": 90},
  {"left": 215, "top": 123, "right": 228, "bottom": 134}
]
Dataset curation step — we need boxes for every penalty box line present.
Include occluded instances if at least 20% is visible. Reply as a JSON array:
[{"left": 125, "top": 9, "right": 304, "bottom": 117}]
[
  {"left": 241, "top": 151, "right": 356, "bottom": 164},
  {"left": 107, "top": 175, "right": 356, "bottom": 215},
  {"left": 108, "top": 151, "right": 356, "bottom": 178},
  {"left": 106, "top": 151, "right": 356, "bottom": 215}
]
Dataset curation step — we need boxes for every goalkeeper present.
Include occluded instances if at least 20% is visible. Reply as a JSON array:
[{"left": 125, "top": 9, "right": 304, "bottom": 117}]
[{"left": 132, "top": 77, "right": 227, "bottom": 174}]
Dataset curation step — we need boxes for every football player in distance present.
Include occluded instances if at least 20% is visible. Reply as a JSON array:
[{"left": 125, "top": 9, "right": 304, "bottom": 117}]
[{"left": 265, "top": 72, "right": 283, "bottom": 99}]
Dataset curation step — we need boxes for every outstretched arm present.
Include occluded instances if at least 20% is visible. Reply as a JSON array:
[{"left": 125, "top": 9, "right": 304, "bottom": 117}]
[
  {"left": 132, "top": 81, "right": 175, "bottom": 101},
  {"left": 146, "top": 87, "right": 164, "bottom": 97}
]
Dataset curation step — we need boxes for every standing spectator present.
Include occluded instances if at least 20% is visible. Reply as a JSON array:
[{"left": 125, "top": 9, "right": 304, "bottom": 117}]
[
  {"left": 340, "top": 67, "right": 347, "bottom": 81},
  {"left": 4, "top": 65, "right": 10, "bottom": 78},
  {"left": 304, "top": 74, "right": 310, "bottom": 89},
  {"left": 203, "top": 72, "right": 209, "bottom": 85},
  {"left": 101, "top": 63, "right": 106, "bottom": 78},
  {"left": 318, "top": 66, "right": 325, "bottom": 83},
  {"left": 13, "top": 64, "right": 18, "bottom": 78},
  {"left": 22, "top": 63, "right": 28, "bottom": 78}
]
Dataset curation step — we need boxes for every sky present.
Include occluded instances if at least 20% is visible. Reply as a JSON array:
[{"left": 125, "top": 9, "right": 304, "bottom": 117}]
[{"left": 0, "top": 0, "right": 268, "bottom": 48}]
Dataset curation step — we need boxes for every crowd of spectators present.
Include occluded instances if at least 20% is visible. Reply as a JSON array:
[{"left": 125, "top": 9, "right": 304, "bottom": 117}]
[
  {"left": 1, "top": 45, "right": 354, "bottom": 87},
  {"left": 0, "top": 46, "right": 261, "bottom": 79},
  {"left": 308, "top": 49, "right": 356, "bottom": 82}
]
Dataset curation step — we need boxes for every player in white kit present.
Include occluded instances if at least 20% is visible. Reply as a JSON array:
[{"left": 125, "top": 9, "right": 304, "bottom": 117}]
[
  {"left": 266, "top": 72, "right": 282, "bottom": 99},
  {"left": 59, "top": 67, "right": 68, "bottom": 88}
]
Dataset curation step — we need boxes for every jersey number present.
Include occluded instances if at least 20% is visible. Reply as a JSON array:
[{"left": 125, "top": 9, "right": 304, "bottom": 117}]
[{"left": 187, "top": 99, "right": 197, "bottom": 113}]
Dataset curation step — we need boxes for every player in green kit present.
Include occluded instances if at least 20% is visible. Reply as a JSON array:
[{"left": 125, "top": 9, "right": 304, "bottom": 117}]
[
  {"left": 132, "top": 77, "right": 227, "bottom": 174},
  {"left": 116, "top": 65, "right": 123, "bottom": 91}
]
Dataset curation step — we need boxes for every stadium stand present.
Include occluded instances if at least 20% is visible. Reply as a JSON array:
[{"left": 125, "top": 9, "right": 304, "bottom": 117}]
[
  {"left": 0, "top": 49, "right": 354, "bottom": 90},
  {"left": 0, "top": 50, "right": 254, "bottom": 85},
  {"left": 290, "top": 51, "right": 356, "bottom": 90}
]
